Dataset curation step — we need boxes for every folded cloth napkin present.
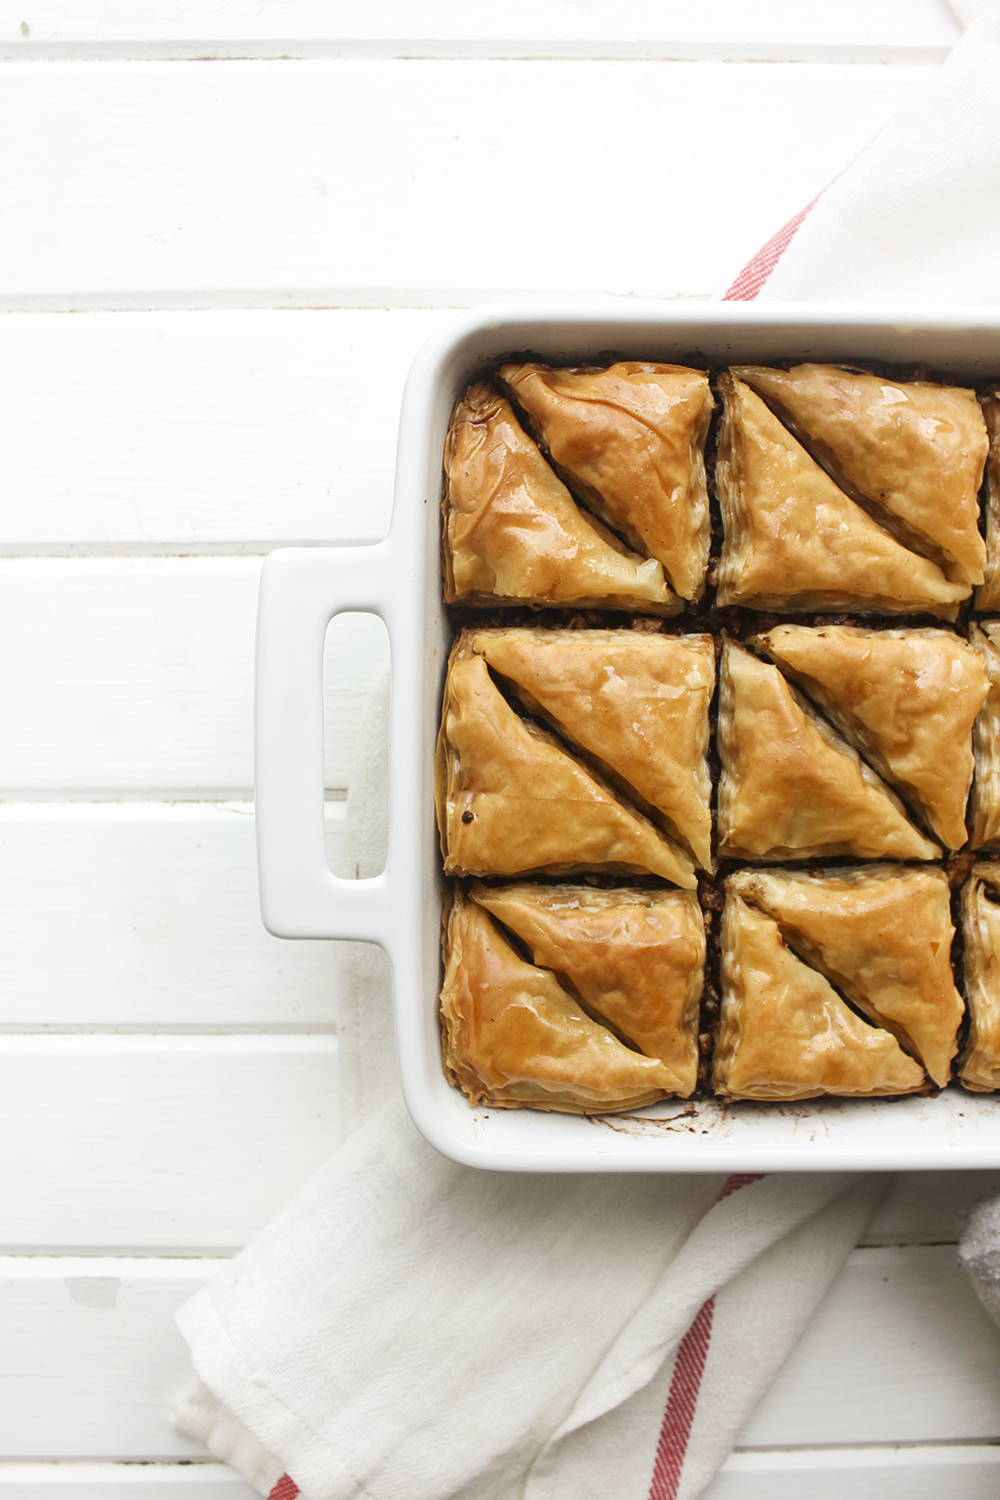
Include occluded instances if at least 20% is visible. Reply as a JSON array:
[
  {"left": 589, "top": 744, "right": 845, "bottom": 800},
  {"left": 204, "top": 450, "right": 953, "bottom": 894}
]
[{"left": 174, "top": 12, "right": 1000, "bottom": 1495}]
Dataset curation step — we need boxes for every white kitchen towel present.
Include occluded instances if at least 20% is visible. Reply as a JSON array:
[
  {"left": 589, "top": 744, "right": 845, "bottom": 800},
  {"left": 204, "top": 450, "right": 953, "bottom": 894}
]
[
  {"left": 173, "top": 12, "right": 1000, "bottom": 1494},
  {"left": 725, "top": 0, "right": 1000, "bottom": 303}
]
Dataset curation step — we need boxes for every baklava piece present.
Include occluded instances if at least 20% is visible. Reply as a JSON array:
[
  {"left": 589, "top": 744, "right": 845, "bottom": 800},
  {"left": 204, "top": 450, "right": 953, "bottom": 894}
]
[
  {"left": 714, "top": 376, "right": 968, "bottom": 616},
  {"left": 473, "top": 884, "right": 703, "bottom": 1095},
  {"left": 969, "top": 622, "right": 1000, "bottom": 849},
  {"left": 735, "top": 363, "right": 988, "bottom": 587},
  {"left": 713, "top": 892, "right": 927, "bottom": 1101},
  {"left": 757, "top": 625, "right": 987, "bottom": 850},
  {"left": 500, "top": 362, "right": 714, "bottom": 601},
  {"left": 717, "top": 642, "right": 939, "bottom": 863},
  {"left": 729, "top": 867, "right": 962, "bottom": 1088},
  {"left": 466, "top": 628, "right": 715, "bottom": 868},
  {"left": 436, "top": 647, "right": 696, "bottom": 887},
  {"left": 440, "top": 892, "right": 679, "bottom": 1112},
  {"left": 960, "top": 863, "right": 1000, "bottom": 1091},
  {"left": 442, "top": 383, "right": 678, "bottom": 613},
  {"left": 976, "top": 394, "right": 1000, "bottom": 610}
]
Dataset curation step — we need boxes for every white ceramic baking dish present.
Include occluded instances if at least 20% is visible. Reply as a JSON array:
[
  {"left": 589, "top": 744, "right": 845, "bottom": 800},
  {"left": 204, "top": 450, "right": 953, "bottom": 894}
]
[{"left": 255, "top": 300, "right": 1000, "bottom": 1172}]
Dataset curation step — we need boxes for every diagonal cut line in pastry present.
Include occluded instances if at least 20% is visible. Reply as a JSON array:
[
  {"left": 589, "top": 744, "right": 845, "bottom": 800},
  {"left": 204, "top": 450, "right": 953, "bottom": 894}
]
[
  {"left": 713, "top": 892, "right": 927, "bottom": 1101},
  {"left": 472, "top": 883, "right": 703, "bottom": 1096},
  {"left": 756, "top": 624, "right": 988, "bottom": 850},
  {"left": 443, "top": 382, "right": 678, "bottom": 613},
  {"left": 714, "top": 376, "right": 969, "bottom": 617},
  {"left": 440, "top": 892, "right": 680, "bottom": 1112},
  {"left": 467, "top": 627, "right": 715, "bottom": 868},
  {"left": 969, "top": 621, "right": 1000, "bottom": 851},
  {"left": 734, "top": 363, "right": 988, "bottom": 587},
  {"left": 975, "top": 394, "right": 1000, "bottom": 610},
  {"left": 717, "top": 642, "right": 940, "bottom": 863},
  {"left": 729, "top": 866, "right": 963, "bottom": 1088},
  {"left": 436, "top": 650, "right": 696, "bottom": 887},
  {"left": 960, "top": 863, "right": 1000, "bottom": 1092},
  {"left": 499, "top": 361, "right": 714, "bottom": 601}
]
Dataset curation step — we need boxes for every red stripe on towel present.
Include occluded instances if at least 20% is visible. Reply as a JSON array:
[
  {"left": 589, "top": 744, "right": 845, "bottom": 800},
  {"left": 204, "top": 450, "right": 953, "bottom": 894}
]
[
  {"left": 647, "top": 1296, "right": 714, "bottom": 1500},
  {"left": 268, "top": 1478, "right": 299, "bottom": 1500},
  {"left": 722, "top": 193, "right": 824, "bottom": 301},
  {"left": 646, "top": 1173, "right": 765, "bottom": 1499}
]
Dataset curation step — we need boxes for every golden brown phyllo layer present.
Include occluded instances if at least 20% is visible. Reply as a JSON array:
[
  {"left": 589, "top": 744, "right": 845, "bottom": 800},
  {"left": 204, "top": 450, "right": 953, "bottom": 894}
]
[{"left": 437, "top": 359, "right": 1000, "bottom": 1113}]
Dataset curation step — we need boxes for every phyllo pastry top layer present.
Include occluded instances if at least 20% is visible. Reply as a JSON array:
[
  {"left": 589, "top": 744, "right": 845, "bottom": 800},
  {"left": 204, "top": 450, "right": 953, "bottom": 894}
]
[
  {"left": 714, "top": 376, "right": 968, "bottom": 617},
  {"left": 960, "top": 863, "right": 1000, "bottom": 1092},
  {"left": 472, "top": 883, "right": 703, "bottom": 1096},
  {"left": 970, "top": 621, "right": 1000, "bottom": 850},
  {"left": 734, "top": 363, "right": 988, "bottom": 587},
  {"left": 713, "top": 892, "right": 928, "bottom": 1101},
  {"left": 728, "top": 866, "right": 962, "bottom": 1088},
  {"left": 499, "top": 361, "right": 714, "bottom": 601},
  {"left": 756, "top": 625, "right": 988, "bottom": 850},
  {"left": 466, "top": 627, "right": 715, "bottom": 869},
  {"left": 436, "top": 645, "right": 696, "bottom": 887},
  {"left": 440, "top": 891, "right": 680, "bottom": 1112},
  {"left": 717, "top": 642, "right": 940, "bottom": 864},
  {"left": 442, "top": 382, "right": 678, "bottom": 613}
]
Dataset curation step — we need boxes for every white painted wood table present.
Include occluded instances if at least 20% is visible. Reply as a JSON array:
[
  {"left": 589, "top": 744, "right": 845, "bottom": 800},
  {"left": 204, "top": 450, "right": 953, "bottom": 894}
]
[{"left": 2, "top": 3, "right": 1000, "bottom": 1494}]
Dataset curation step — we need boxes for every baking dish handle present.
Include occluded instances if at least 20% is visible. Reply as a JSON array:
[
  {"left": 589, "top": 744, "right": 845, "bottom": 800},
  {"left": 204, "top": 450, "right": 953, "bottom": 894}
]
[{"left": 254, "top": 544, "right": 391, "bottom": 944}]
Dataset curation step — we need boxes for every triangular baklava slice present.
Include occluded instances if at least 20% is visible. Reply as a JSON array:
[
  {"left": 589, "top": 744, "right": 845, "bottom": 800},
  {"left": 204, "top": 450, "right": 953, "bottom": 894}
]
[
  {"left": 757, "top": 625, "right": 987, "bottom": 849},
  {"left": 960, "top": 863, "right": 1000, "bottom": 1091},
  {"left": 970, "top": 622, "right": 1000, "bottom": 849},
  {"left": 440, "top": 892, "right": 678, "bottom": 1112},
  {"left": 713, "top": 892, "right": 927, "bottom": 1101},
  {"left": 443, "top": 383, "right": 678, "bottom": 613},
  {"left": 467, "top": 628, "right": 715, "bottom": 868},
  {"left": 735, "top": 363, "right": 988, "bottom": 586},
  {"left": 715, "top": 376, "right": 968, "bottom": 616},
  {"left": 436, "top": 647, "right": 696, "bottom": 886},
  {"left": 976, "top": 394, "right": 1000, "bottom": 610},
  {"left": 473, "top": 884, "right": 703, "bottom": 1095},
  {"left": 730, "top": 866, "right": 963, "bottom": 1088},
  {"left": 499, "top": 361, "right": 714, "bottom": 600},
  {"left": 717, "top": 642, "right": 939, "bottom": 863}
]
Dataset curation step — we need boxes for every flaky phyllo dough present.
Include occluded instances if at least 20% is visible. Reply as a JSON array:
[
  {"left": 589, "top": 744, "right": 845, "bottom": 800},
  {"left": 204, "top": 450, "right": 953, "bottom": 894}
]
[
  {"left": 500, "top": 361, "right": 714, "bottom": 601},
  {"left": 714, "top": 891, "right": 927, "bottom": 1101},
  {"left": 728, "top": 867, "right": 962, "bottom": 1088},
  {"left": 442, "top": 382, "right": 678, "bottom": 613},
  {"left": 717, "top": 642, "right": 939, "bottom": 864},
  {"left": 714, "top": 376, "right": 969, "bottom": 616},
  {"left": 960, "top": 864, "right": 1000, "bottom": 1091},
  {"left": 472, "top": 884, "right": 704, "bottom": 1096},
  {"left": 971, "top": 622, "right": 1000, "bottom": 850},
  {"left": 440, "top": 891, "right": 691, "bottom": 1112},
  {"left": 465, "top": 627, "right": 715, "bottom": 868},
  {"left": 757, "top": 625, "right": 987, "bottom": 850},
  {"left": 436, "top": 640, "right": 696, "bottom": 886},
  {"left": 734, "top": 364, "right": 987, "bottom": 586}
]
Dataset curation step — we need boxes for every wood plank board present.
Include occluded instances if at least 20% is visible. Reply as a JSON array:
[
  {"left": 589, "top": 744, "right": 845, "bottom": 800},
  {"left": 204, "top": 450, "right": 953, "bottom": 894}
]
[
  {"left": 740, "top": 1245, "right": 1000, "bottom": 1447},
  {"left": 0, "top": 310, "right": 449, "bottom": 551},
  {"left": 0, "top": 803, "right": 353, "bottom": 1029},
  {"left": 708, "top": 1445, "right": 1000, "bottom": 1500},
  {"left": 0, "top": 1, "right": 962, "bottom": 61},
  {"left": 0, "top": 60, "right": 932, "bottom": 305},
  {"left": 0, "top": 560, "right": 387, "bottom": 794},
  {"left": 0, "top": 1041, "right": 340, "bottom": 1250},
  {"left": 0, "top": 1246, "right": 997, "bottom": 1459},
  {"left": 0, "top": 1467, "right": 256, "bottom": 1498}
]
